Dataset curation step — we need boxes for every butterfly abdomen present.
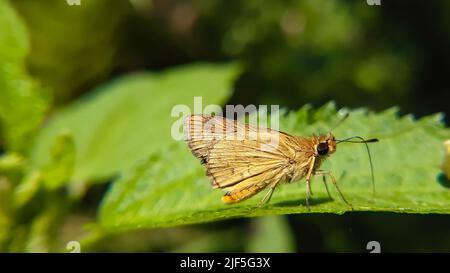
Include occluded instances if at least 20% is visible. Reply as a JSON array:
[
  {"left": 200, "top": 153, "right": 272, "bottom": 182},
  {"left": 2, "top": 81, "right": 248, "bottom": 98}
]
[{"left": 221, "top": 183, "right": 266, "bottom": 204}]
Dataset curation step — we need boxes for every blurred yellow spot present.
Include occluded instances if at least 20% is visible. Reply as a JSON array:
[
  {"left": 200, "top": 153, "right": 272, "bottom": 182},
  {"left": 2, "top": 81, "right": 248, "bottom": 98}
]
[
  {"left": 280, "top": 11, "right": 305, "bottom": 37},
  {"left": 222, "top": 195, "right": 235, "bottom": 204},
  {"left": 442, "top": 140, "right": 450, "bottom": 179}
]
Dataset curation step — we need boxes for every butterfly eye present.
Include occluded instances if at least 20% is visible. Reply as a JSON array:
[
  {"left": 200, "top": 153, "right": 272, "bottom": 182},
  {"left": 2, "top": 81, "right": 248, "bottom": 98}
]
[{"left": 317, "top": 142, "right": 329, "bottom": 155}]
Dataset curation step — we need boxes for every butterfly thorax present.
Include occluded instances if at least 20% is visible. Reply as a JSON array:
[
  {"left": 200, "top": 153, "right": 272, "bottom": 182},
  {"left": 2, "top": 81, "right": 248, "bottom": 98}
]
[{"left": 287, "top": 134, "right": 336, "bottom": 183}]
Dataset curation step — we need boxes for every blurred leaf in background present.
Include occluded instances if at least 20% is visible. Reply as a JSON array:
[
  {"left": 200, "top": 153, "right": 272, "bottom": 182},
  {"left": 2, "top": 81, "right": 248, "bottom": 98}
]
[
  {"left": 441, "top": 140, "right": 450, "bottom": 180},
  {"left": 0, "top": 0, "right": 51, "bottom": 252},
  {"left": 40, "top": 132, "right": 75, "bottom": 191},
  {"left": 133, "top": 0, "right": 416, "bottom": 111},
  {"left": 9, "top": 0, "right": 450, "bottom": 117},
  {"left": 122, "top": 0, "right": 449, "bottom": 118},
  {"left": 0, "top": 0, "right": 49, "bottom": 152},
  {"left": 13, "top": 0, "right": 133, "bottom": 105},
  {"left": 7, "top": 0, "right": 450, "bottom": 118},
  {"left": 31, "top": 63, "right": 240, "bottom": 183},
  {"left": 246, "top": 216, "right": 295, "bottom": 253},
  {"left": 1, "top": 131, "right": 76, "bottom": 252}
]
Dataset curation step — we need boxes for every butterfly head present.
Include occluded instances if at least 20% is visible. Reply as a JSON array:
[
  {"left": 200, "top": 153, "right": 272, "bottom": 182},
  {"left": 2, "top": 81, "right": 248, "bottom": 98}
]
[{"left": 315, "top": 134, "right": 337, "bottom": 156}]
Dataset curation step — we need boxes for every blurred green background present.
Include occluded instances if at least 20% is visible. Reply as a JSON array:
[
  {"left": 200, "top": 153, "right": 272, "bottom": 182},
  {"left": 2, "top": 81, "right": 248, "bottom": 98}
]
[{"left": 1, "top": 0, "right": 449, "bottom": 252}]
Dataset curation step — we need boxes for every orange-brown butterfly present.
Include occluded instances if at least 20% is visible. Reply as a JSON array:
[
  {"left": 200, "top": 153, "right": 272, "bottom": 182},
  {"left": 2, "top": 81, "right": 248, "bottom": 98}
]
[{"left": 184, "top": 113, "right": 378, "bottom": 210}]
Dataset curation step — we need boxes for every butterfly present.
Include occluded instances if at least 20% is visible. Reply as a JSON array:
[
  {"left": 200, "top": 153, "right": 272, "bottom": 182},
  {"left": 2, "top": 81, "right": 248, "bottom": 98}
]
[{"left": 183, "top": 114, "right": 377, "bottom": 210}]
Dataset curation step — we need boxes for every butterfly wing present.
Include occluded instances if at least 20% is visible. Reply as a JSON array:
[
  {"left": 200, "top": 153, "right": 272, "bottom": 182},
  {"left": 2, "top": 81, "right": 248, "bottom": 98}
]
[{"left": 184, "top": 114, "right": 300, "bottom": 203}]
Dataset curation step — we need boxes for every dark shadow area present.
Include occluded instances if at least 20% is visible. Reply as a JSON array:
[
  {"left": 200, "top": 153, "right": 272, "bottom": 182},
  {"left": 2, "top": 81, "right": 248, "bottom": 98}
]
[
  {"left": 273, "top": 197, "right": 333, "bottom": 208},
  {"left": 288, "top": 212, "right": 450, "bottom": 252},
  {"left": 437, "top": 173, "right": 450, "bottom": 189}
]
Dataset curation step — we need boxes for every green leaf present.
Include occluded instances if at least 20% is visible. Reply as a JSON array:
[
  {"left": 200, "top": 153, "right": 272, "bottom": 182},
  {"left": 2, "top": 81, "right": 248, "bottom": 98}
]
[
  {"left": 99, "top": 103, "right": 450, "bottom": 232},
  {"left": 30, "top": 63, "right": 240, "bottom": 183},
  {"left": 24, "top": 204, "right": 61, "bottom": 253},
  {"left": 0, "top": 153, "right": 26, "bottom": 172},
  {"left": 12, "top": 133, "right": 75, "bottom": 207},
  {"left": 13, "top": 170, "right": 42, "bottom": 208},
  {"left": 442, "top": 140, "right": 450, "bottom": 179},
  {"left": 41, "top": 132, "right": 76, "bottom": 190},
  {"left": 0, "top": 175, "right": 13, "bottom": 250},
  {"left": 12, "top": 0, "right": 132, "bottom": 104},
  {"left": 0, "top": 0, "right": 48, "bottom": 152}
]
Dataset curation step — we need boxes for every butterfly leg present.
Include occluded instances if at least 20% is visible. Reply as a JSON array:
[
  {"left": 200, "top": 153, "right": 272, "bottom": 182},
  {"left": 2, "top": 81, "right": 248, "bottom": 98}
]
[
  {"left": 258, "top": 180, "right": 281, "bottom": 207},
  {"left": 305, "top": 178, "right": 312, "bottom": 211},
  {"left": 316, "top": 170, "right": 333, "bottom": 200},
  {"left": 309, "top": 180, "right": 314, "bottom": 196},
  {"left": 304, "top": 157, "right": 316, "bottom": 212},
  {"left": 258, "top": 187, "right": 275, "bottom": 208},
  {"left": 315, "top": 170, "right": 353, "bottom": 210}
]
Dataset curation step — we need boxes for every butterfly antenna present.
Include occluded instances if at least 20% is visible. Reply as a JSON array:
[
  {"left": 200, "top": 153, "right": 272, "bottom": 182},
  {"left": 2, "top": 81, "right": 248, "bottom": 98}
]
[{"left": 336, "top": 136, "right": 378, "bottom": 196}]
